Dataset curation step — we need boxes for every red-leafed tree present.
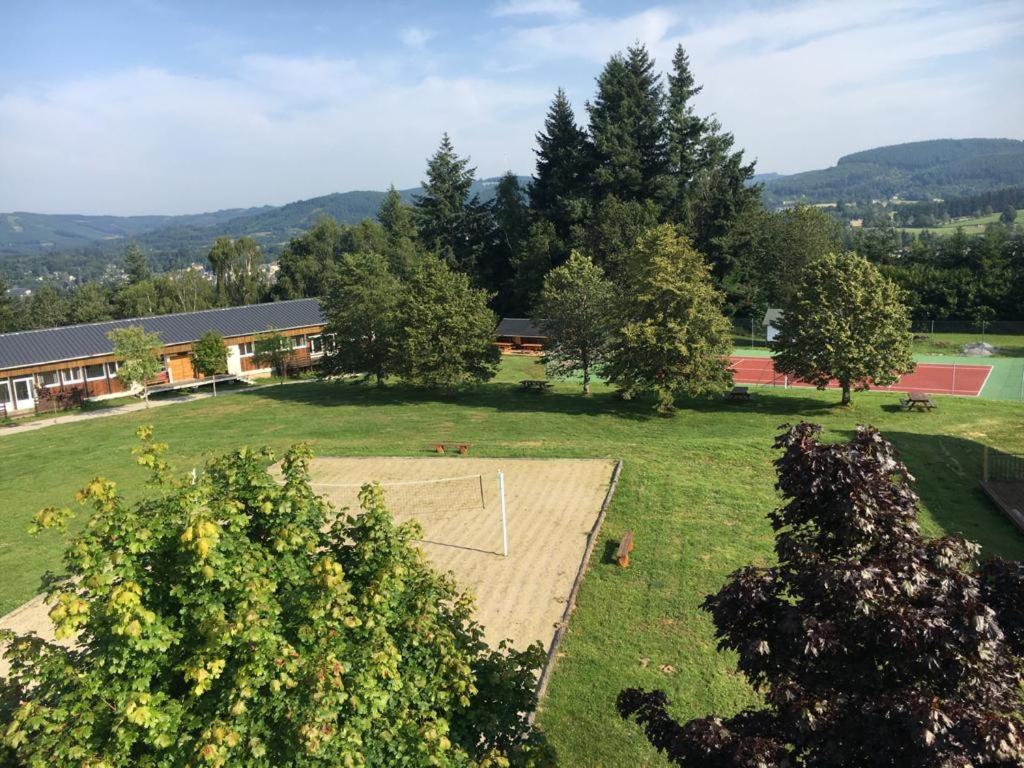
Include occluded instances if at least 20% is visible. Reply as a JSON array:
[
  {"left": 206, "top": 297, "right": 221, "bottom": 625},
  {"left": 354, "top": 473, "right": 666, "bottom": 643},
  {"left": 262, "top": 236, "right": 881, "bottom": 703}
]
[{"left": 619, "top": 423, "right": 1024, "bottom": 767}]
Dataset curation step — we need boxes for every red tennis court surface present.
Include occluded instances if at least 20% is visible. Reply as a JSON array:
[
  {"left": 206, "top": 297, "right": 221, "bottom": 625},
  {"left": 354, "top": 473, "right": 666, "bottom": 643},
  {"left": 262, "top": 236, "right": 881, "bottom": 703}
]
[{"left": 729, "top": 356, "right": 991, "bottom": 397}]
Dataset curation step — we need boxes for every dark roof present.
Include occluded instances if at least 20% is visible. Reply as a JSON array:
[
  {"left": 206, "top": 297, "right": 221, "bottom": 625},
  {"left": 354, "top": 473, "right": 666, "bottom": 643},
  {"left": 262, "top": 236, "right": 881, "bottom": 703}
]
[
  {"left": 763, "top": 308, "right": 783, "bottom": 327},
  {"left": 0, "top": 298, "right": 324, "bottom": 372},
  {"left": 496, "top": 317, "right": 546, "bottom": 338}
]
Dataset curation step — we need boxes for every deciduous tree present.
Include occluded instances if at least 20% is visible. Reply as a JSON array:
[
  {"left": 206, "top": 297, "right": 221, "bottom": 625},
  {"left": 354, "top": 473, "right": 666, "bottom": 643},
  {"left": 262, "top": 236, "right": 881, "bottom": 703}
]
[
  {"left": 603, "top": 225, "right": 732, "bottom": 413},
  {"left": 619, "top": 423, "right": 1024, "bottom": 767},
  {"left": 191, "top": 329, "right": 228, "bottom": 395},
  {"left": 108, "top": 325, "right": 163, "bottom": 406},
  {"left": 772, "top": 252, "right": 915, "bottom": 404},
  {"left": 1, "top": 430, "right": 552, "bottom": 767},
  {"left": 396, "top": 255, "right": 501, "bottom": 390},
  {"left": 533, "top": 252, "right": 614, "bottom": 393},
  {"left": 321, "top": 252, "right": 404, "bottom": 386},
  {"left": 253, "top": 330, "right": 293, "bottom": 383}
]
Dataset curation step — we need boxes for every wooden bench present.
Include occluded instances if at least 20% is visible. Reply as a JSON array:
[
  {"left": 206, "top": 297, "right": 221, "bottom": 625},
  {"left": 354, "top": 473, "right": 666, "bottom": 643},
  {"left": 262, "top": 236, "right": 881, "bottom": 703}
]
[
  {"left": 899, "top": 392, "right": 935, "bottom": 412},
  {"left": 433, "top": 442, "right": 471, "bottom": 455},
  {"left": 725, "top": 385, "right": 752, "bottom": 402},
  {"left": 519, "top": 379, "right": 553, "bottom": 392},
  {"left": 519, "top": 343, "right": 544, "bottom": 353},
  {"left": 616, "top": 530, "right": 634, "bottom": 568}
]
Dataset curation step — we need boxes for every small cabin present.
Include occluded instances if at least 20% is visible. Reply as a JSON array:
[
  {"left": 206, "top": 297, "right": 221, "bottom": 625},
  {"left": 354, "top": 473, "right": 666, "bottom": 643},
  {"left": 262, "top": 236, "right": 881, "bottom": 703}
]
[{"left": 495, "top": 318, "right": 547, "bottom": 354}]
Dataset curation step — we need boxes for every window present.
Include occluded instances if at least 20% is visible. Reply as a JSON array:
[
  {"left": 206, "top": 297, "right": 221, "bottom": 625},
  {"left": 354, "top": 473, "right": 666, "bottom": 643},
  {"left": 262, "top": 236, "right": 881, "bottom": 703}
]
[
  {"left": 309, "top": 335, "right": 324, "bottom": 355},
  {"left": 61, "top": 367, "right": 84, "bottom": 384},
  {"left": 0, "top": 379, "right": 10, "bottom": 405},
  {"left": 291, "top": 335, "right": 306, "bottom": 350},
  {"left": 238, "top": 342, "right": 254, "bottom": 357},
  {"left": 39, "top": 371, "right": 60, "bottom": 388},
  {"left": 106, "top": 361, "right": 120, "bottom": 376},
  {"left": 85, "top": 363, "right": 106, "bottom": 380}
]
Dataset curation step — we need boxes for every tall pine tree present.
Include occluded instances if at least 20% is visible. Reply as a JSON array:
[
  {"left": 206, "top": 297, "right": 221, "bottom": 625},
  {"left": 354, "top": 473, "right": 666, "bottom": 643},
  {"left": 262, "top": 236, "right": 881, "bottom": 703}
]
[
  {"left": 664, "top": 45, "right": 707, "bottom": 222},
  {"left": 588, "top": 45, "right": 670, "bottom": 205},
  {"left": 414, "top": 133, "right": 481, "bottom": 274},
  {"left": 486, "top": 172, "right": 531, "bottom": 314},
  {"left": 530, "top": 88, "right": 592, "bottom": 254}
]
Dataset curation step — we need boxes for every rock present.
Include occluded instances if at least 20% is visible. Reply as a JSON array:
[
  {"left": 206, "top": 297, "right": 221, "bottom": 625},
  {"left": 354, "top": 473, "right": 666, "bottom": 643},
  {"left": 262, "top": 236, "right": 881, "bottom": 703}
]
[{"left": 962, "top": 342, "right": 998, "bottom": 356}]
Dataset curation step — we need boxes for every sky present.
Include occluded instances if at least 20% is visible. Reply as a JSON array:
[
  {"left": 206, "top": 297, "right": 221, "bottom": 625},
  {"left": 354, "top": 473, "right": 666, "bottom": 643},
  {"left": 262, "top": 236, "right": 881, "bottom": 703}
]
[{"left": 1, "top": 0, "right": 1022, "bottom": 215}]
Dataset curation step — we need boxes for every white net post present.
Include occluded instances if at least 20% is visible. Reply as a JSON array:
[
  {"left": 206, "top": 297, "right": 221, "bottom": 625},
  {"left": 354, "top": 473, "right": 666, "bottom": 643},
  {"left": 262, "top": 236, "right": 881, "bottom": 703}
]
[{"left": 498, "top": 470, "right": 509, "bottom": 557}]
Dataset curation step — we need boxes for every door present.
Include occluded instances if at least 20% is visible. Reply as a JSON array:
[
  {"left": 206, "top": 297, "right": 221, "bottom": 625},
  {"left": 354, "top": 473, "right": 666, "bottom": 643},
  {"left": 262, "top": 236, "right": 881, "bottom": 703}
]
[
  {"left": 167, "top": 353, "right": 195, "bottom": 383},
  {"left": 12, "top": 377, "right": 34, "bottom": 412}
]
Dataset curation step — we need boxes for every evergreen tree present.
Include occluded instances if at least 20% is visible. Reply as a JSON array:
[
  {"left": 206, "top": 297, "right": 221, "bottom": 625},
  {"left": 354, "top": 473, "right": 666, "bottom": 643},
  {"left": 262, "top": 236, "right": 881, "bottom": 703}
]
[
  {"left": 588, "top": 45, "right": 670, "bottom": 205},
  {"left": 585, "top": 195, "right": 660, "bottom": 278},
  {"left": 773, "top": 252, "right": 915, "bottom": 405},
  {"left": 396, "top": 255, "right": 501, "bottom": 390},
  {"left": 321, "top": 252, "right": 404, "bottom": 386},
  {"left": 415, "top": 133, "right": 481, "bottom": 273},
  {"left": 123, "top": 243, "right": 150, "bottom": 285},
  {"left": 533, "top": 252, "right": 614, "bottom": 394},
  {"left": 509, "top": 220, "right": 557, "bottom": 315},
  {"left": 485, "top": 172, "right": 531, "bottom": 313},
  {"left": 377, "top": 187, "right": 421, "bottom": 277},
  {"left": 0, "top": 275, "right": 19, "bottom": 332},
  {"left": 530, "top": 88, "right": 592, "bottom": 253},
  {"left": 664, "top": 45, "right": 706, "bottom": 221},
  {"left": 603, "top": 225, "right": 733, "bottom": 413}
]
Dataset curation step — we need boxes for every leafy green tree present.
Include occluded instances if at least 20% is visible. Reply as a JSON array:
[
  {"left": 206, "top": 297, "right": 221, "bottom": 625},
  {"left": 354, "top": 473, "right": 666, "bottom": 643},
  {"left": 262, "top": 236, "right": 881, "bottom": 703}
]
[
  {"left": 23, "top": 286, "right": 69, "bottom": 329},
  {"left": 165, "top": 269, "right": 216, "bottom": 313},
  {"left": 114, "top": 279, "right": 161, "bottom": 318},
  {"left": 759, "top": 204, "right": 843, "bottom": 308},
  {"left": 396, "top": 255, "right": 501, "bottom": 390},
  {"left": 191, "top": 330, "right": 228, "bottom": 396},
  {"left": 415, "top": 133, "right": 481, "bottom": 273},
  {"left": 253, "top": 330, "right": 293, "bottom": 383},
  {"left": 0, "top": 431, "right": 551, "bottom": 767},
  {"left": 584, "top": 195, "right": 660, "bottom": 278},
  {"left": 603, "top": 225, "right": 733, "bottom": 413},
  {"left": 530, "top": 88, "right": 592, "bottom": 253},
  {"left": 68, "top": 281, "right": 114, "bottom": 324},
  {"left": 588, "top": 44, "right": 670, "bottom": 205},
  {"left": 533, "top": 252, "right": 614, "bottom": 393},
  {"left": 108, "top": 325, "right": 163, "bottom": 406},
  {"left": 207, "top": 236, "right": 266, "bottom": 306},
  {"left": 321, "top": 252, "right": 404, "bottom": 385},
  {"left": 377, "top": 185, "right": 421, "bottom": 276},
  {"left": 1001, "top": 205, "right": 1018, "bottom": 225},
  {"left": 0, "top": 275, "right": 20, "bottom": 332},
  {"left": 123, "top": 242, "right": 151, "bottom": 284},
  {"left": 773, "top": 252, "right": 915, "bottom": 405}
]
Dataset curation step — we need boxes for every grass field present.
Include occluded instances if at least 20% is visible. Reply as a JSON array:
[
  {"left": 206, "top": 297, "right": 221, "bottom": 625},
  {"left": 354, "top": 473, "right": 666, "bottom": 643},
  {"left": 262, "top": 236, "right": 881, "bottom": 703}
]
[
  {"left": 895, "top": 208, "right": 1021, "bottom": 236},
  {"left": 2, "top": 355, "right": 1023, "bottom": 765}
]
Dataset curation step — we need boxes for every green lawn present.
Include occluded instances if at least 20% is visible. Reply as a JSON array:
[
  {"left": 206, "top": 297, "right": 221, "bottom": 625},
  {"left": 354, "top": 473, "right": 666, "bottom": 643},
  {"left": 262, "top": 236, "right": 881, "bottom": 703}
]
[
  {"left": 2, "top": 355, "right": 1023, "bottom": 765},
  {"left": 895, "top": 208, "right": 1021, "bottom": 236}
]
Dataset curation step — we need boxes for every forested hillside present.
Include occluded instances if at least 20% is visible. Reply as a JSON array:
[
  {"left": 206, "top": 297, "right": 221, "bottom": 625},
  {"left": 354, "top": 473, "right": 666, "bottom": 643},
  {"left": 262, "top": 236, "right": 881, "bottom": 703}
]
[
  {"left": 760, "top": 138, "right": 1024, "bottom": 206},
  {"left": 0, "top": 178, "right": 522, "bottom": 280}
]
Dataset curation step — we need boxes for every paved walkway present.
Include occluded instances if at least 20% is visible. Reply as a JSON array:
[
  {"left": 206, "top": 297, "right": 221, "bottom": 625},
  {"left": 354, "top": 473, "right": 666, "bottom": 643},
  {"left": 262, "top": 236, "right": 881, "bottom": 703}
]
[{"left": 0, "top": 380, "right": 311, "bottom": 438}]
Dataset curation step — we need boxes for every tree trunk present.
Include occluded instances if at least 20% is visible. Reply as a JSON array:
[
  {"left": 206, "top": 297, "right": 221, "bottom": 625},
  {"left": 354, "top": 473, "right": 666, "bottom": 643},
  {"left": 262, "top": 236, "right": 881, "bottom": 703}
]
[
  {"left": 841, "top": 381, "right": 851, "bottom": 405},
  {"left": 212, "top": 376, "right": 217, "bottom": 397},
  {"left": 376, "top": 366, "right": 385, "bottom": 387},
  {"left": 583, "top": 368, "right": 590, "bottom": 395},
  {"left": 144, "top": 386, "right": 150, "bottom": 408}
]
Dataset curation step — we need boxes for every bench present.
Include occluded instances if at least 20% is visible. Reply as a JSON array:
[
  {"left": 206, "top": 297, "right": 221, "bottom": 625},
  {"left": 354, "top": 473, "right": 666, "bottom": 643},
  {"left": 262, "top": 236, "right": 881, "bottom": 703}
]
[
  {"left": 899, "top": 393, "right": 935, "bottom": 412},
  {"left": 725, "top": 385, "right": 752, "bottom": 402},
  {"left": 433, "top": 442, "right": 471, "bottom": 455},
  {"left": 616, "top": 530, "right": 634, "bottom": 568},
  {"left": 519, "top": 379, "right": 553, "bottom": 392},
  {"left": 519, "top": 343, "right": 544, "bottom": 353}
]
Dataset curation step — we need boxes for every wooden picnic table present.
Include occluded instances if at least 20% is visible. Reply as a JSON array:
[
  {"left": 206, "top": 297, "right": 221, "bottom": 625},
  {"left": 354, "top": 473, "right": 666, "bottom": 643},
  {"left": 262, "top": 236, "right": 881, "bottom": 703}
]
[
  {"left": 900, "top": 392, "right": 936, "bottom": 411},
  {"left": 519, "top": 379, "right": 553, "bottom": 392},
  {"left": 725, "top": 385, "right": 752, "bottom": 402}
]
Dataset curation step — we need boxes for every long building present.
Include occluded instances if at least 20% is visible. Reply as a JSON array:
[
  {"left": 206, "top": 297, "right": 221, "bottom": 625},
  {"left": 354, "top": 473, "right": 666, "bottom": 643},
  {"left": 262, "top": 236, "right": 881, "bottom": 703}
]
[{"left": 0, "top": 299, "right": 327, "bottom": 417}]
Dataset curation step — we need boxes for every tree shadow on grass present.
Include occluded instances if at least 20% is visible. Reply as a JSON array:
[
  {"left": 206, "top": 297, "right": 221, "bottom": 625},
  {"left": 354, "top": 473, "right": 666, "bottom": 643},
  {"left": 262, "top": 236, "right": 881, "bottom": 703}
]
[
  {"left": 842, "top": 428, "right": 1024, "bottom": 560},
  {"left": 243, "top": 379, "right": 841, "bottom": 422}
]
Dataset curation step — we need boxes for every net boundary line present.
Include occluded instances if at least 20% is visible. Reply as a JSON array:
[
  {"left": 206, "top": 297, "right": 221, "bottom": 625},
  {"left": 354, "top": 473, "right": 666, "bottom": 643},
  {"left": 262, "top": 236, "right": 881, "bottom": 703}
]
[{"left": 310, "top": 473, "right": 485, "bottom": 489}]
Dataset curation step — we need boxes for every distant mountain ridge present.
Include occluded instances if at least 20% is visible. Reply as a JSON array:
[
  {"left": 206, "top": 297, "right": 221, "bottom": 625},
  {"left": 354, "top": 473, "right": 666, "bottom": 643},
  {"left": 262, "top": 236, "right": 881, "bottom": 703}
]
[
  {"left": 0, "top": 177, "right": 521, "bottom": 261},
  {"left": 758, "top": 138, "right": 1024, "bottom": 206}
]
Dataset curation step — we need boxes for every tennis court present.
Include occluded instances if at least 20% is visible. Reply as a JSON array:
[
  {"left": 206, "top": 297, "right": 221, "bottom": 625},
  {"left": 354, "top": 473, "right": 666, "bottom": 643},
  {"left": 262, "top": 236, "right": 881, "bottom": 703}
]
[{"left": 729, "top": 355, "right": 992, "bottom": 397}]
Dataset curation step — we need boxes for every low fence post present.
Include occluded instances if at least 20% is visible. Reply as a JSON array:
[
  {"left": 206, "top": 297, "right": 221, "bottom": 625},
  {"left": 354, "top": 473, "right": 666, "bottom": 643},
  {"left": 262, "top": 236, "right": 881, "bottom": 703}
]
[{"left": 983, "top": 445, "right": 989, "bottom": 483}]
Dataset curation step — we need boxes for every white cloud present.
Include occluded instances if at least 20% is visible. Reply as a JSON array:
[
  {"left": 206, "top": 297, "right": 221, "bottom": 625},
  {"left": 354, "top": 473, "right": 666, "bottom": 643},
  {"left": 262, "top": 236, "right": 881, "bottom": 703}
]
[
  {"left": 0, "top": 60, "right": 548, "bottom": 214},
  {"left": 399, "top": 27, "right": 433, "bottom": 50},
  {"left": 492, "top": 0, "right": 581, "bottom": 19}
]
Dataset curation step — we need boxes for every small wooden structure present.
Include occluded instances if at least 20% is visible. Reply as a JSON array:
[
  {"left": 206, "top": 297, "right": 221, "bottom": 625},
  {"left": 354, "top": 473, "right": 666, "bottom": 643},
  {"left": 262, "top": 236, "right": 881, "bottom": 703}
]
[
  {"left": 495, "top": 318, "right": 547, "bottom": 354},
  {"left": 899, "top": 392, "right": 935, "bottom": 411},
  {"left": 519, "top": 379, "right": 553, "bottom": 392},
  {"left": 616, "top": 531, "right": 634, "bottom": 568}
]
